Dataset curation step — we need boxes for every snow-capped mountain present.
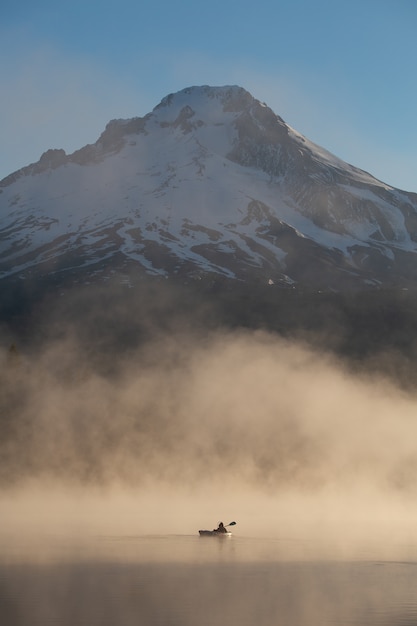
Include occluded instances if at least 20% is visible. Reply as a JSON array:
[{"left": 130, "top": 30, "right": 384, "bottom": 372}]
[{"left": 1, "top": 84, "right": 417, "bottom": 291}]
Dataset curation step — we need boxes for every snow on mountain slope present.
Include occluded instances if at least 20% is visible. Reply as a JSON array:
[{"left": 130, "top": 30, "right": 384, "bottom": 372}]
[{"left": 1, "top": 85, "right": 417, "bottom": 290}]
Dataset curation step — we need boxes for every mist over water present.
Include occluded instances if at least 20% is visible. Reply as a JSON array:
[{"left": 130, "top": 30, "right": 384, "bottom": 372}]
[
  {"left": 2, "top": 301, "right": 417, "bottom": 550},
  {"left": 3, "top": 290, "right": 417, "bottom": 626}
]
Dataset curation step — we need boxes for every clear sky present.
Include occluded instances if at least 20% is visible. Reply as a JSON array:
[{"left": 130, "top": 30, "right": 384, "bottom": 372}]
[{"left": 1, "top": 0, "right": 416, "bottom": 191}]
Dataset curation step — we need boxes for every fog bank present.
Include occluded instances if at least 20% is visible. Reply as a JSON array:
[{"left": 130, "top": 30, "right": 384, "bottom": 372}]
[{"left": 1, "top": 326, "right": 417, "bottom": 541}]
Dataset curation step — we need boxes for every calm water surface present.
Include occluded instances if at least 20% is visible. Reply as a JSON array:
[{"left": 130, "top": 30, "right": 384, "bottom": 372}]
[{"left": 1, "top": 533, "right": 417, "bottom": 626}]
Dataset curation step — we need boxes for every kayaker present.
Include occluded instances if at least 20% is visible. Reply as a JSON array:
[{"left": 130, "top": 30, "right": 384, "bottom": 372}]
[{"left": 214, "top": 522, "right": 227, "bottom": 533}]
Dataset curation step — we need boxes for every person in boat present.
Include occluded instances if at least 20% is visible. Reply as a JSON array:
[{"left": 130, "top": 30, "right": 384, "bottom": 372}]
[{"left": 214, "top": 522, "right": 227, "bottom": 533}]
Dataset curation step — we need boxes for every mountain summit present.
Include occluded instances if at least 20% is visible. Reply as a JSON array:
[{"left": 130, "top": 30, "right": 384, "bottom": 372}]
[{"left": 1, "top": 84, "right": 417, "bottom": 291}]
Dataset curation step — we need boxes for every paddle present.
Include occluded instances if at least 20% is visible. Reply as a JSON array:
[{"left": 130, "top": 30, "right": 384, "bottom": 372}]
[{"left": 226, "top": 521, "right": 236, "bottom": 527}]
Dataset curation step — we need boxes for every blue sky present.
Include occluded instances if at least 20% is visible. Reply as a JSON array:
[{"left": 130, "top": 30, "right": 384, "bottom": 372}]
[{"left": 1, "top": 0, "right": 416, "bottom": 191}]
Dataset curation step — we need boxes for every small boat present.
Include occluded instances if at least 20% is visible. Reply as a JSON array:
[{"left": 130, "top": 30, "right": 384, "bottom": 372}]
[
  {"left": 198, "top": 521, "right": 236, "bottom": 537},
  {"left": 199, "top": 530, "right": 232, "bottom": 537}
]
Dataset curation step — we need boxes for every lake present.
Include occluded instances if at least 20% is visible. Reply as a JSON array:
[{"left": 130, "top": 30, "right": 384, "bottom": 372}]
[{"left": 1, "top": 532, "right": 417, "bottom": 626}]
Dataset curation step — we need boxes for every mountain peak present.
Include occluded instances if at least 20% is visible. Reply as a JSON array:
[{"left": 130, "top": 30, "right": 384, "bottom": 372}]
[
  {"left": 1, "top": 84, "right": 417, "bottom": 292},
  {"left": 151, "top": 85, "right": 263, "bottom": 127},
  {"left": 155, "top": 84, "right": 253, "bottom": 111}
]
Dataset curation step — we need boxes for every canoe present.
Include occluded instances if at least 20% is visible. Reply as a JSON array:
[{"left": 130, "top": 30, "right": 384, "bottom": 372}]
[{"left": 198, "top": 530, "right": 232, "bottom": 537}]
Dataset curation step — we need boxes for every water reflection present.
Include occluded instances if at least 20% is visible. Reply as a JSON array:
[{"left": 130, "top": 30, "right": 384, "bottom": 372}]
[{"left": 1, "top": 534, "right": 417, "bottom": 625}]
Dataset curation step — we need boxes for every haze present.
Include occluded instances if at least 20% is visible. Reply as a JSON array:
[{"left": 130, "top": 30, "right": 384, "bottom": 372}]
[{"left": 2, "top": 297, "right": 417, "bottom": 559}]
